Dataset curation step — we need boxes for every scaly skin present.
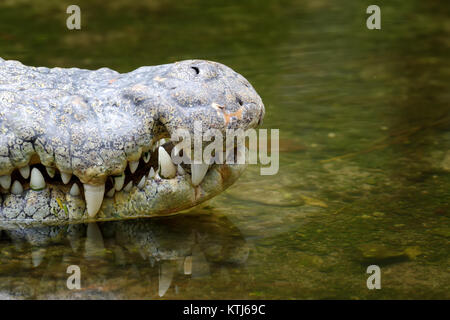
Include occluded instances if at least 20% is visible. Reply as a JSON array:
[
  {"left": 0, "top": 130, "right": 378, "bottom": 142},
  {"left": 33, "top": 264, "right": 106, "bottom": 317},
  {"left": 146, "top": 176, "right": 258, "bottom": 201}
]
[{"left": 0, "top": 58, "right": 264, "bottom": 225}]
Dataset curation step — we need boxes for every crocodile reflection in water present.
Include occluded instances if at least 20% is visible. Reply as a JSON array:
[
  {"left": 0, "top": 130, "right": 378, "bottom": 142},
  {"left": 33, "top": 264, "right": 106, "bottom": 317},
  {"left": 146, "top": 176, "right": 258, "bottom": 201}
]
[
  {"left": 0, "top": 58, "right": 264, "bottom": 223},
  {"left": 0, "top": 212, "right": 249, "bottom": 299}
]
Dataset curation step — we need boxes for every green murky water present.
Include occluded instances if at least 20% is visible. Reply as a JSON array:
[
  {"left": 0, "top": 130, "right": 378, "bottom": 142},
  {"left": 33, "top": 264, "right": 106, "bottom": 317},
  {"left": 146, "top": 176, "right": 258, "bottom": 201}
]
[{"left": 0, "top": 0, "right": 449, "bottom": 299}]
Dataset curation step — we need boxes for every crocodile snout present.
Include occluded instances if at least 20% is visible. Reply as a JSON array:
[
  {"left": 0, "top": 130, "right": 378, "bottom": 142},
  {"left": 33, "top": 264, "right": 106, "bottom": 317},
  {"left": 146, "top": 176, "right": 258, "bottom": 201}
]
[{"left": 0, "top": 58, "right": 264, "bottom": 224}]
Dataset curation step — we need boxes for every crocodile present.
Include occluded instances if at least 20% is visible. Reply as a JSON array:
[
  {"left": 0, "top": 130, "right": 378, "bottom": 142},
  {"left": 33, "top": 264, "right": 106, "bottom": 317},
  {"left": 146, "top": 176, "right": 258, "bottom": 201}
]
[{"left": 0, "top": 58, "right": 264, "bottom": 226}]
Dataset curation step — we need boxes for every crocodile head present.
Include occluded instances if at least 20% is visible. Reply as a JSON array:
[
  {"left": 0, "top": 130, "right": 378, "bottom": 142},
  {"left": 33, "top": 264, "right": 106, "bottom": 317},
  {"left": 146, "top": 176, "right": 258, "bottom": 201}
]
[{"left": 0, "top": 58, "right": 265, "bottom": 225}]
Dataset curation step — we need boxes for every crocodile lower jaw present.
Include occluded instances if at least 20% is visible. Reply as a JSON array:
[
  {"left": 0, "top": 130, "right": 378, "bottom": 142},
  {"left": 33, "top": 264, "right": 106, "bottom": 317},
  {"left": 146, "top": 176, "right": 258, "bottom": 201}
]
[{"left": 0, "top": 139, "right": 247, "bottom": 226}]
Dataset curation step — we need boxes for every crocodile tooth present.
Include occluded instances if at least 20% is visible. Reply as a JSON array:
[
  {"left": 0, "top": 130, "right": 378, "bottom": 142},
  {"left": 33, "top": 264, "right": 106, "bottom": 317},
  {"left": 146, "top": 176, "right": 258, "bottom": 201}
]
[
  {"left": 31, "top": 247, "right": 46, "bottom": 267},
  {"left": 159, "top": 261, "right": 174, "bottom": 297},
  {"left": 114, "top": 174, "right": 125, "bottom": 191},
  {"left": 11, "top": 180, "right": 23, "bottom": 195},
  {"left": 85, "top": 223, "right": 105, "bottom": 259},
  {"left": 0, "top": 175, "right": 11, "bottom": 189},
  {"left": 184, "top": 256, "right": 193, "bottom": 275},
  {"left": 190, "top": 163, "right": 209, "bottom": 186},
  {"left": 46, "top": 167, "right": 56, "bottom": 178},
  {"left": 177, "top": 165, "right": 185, "bottom": 176},
  {"left": 19, "top": 165, "right": 30, "bottom": 179},
  {"left": 137, "top": 176, "right": 146, "bottom": 189},
  {"left": 148, "top": 167, "right": 156, "bottom": 179},
  {"left": 123, "top": 181, "right": 133, "bottom": 192},
  {"left": 30, "top": 168, "right": 46, "bottom": 190},
  {"left": 158, "top": 146, "right": 176, "bottom": 178},
  {"left": 159, "top": 138, "right": 168, "bottom": 146},
  {"left": 129, "top": 160, "right": 139, "bottom": 174},
  {"left": 106, "top": 188, "right": 115, "bottom": 198},
  {"left": 83, "top": 183, "right": 105, "bottom": 218},
  {"left": 69, "top": 183, "right": 80, "bottom": 196},
  {"left": 152, "top": 138, "right": 168, "bottom": 152},
  {"left": 61, "top": 172, "right": 72, "bottom": 184},
  {"left": 143, "top": 152, "right": 151, "bottom": 163}
]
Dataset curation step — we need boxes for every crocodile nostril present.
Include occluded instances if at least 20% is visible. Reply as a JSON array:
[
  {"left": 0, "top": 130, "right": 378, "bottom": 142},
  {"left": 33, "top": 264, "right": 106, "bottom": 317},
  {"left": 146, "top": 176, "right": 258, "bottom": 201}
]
[{"left": 191, "top": 66, "right": 200, "bottom": 75}]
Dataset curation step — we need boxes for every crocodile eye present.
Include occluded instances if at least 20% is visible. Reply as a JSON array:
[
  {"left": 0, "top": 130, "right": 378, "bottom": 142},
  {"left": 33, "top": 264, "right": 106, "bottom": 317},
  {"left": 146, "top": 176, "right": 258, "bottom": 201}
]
[{"left": 191, "top": 66, "right": 200, "bottom": 75}]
